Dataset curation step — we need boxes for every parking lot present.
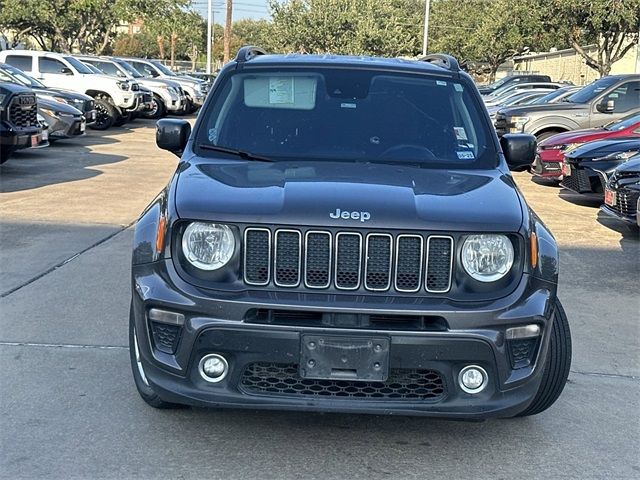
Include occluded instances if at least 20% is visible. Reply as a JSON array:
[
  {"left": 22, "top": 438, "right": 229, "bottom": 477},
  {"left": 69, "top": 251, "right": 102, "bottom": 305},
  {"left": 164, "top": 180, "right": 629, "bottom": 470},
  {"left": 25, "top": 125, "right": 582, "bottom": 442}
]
[{"left": 1, "top": 119, "right": 638, "bottom": 479}]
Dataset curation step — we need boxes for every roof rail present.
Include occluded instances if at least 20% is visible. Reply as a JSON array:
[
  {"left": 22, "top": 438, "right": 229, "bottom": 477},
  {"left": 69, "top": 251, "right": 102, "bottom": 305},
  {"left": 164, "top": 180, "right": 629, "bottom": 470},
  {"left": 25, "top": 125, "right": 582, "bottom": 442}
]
[
  {"left": 235, "top": 46, "right": 267, "bottom": 64},
  {"left": 419, "top": 53, "right": 460, "bottom": 73}
]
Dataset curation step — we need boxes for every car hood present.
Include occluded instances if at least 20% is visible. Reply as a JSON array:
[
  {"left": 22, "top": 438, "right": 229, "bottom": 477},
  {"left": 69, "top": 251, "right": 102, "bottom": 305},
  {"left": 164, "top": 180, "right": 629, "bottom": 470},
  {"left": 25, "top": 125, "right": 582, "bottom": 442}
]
[
  {"left": 175, "top": 160, "right": 523, "bottom": 232},
  {"left": 613, "top": 156, "right": 640, "bottom": 175},
  {"left": 33, "top": 87, "right": 91, "bottom": 102},
  {"left": 538, "top": 127, "right": 608, "bottom": 147},
  {"left": 38, "top": 97, "right": 83, "bottom": 115},
  {"left": 499, "top": 102, "right": 587, "bottom": 117},
  {"left": 138, "top": 77, "right": 174, "bottom": 89},
  {"left": 566, "top": 138, "right": 640, "bottom": 161}
]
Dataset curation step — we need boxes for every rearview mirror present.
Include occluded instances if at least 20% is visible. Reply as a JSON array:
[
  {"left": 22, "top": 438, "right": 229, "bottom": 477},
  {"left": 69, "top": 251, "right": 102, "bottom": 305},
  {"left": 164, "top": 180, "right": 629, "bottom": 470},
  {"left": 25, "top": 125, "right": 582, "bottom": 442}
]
[
  {"left": 156, "top": 119, "right": 191, "bottom": 157},
  {"left": 596, "top": 99, "right": 615, "bottom": 113},
  {"left": 500, "top": 134, "right": 536, "bottom": 171}
]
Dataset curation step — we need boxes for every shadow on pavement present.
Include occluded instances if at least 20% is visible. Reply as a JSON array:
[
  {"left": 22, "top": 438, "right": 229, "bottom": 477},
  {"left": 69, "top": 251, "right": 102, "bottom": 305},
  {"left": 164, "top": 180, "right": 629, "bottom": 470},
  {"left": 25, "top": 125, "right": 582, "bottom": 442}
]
[{"left": 0, "top": 136, "right": 127, "bottom": 193}]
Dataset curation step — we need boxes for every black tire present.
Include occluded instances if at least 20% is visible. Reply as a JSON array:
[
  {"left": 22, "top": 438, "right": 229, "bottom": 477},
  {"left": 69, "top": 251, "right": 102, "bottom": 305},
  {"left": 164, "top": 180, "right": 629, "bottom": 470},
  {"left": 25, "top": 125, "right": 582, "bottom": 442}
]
[
  {"left": 1, "top": 146, "right": 11, "bottom": 164},
  {"left": 113, "top": 111, "right": 132, "bottom": 127},
  {"left": 536, "top": 130, "right": 564, "bottom": 143},
  {"left": 178, "top": 97, "right": 192, "bottom": 116},
  {"left": 141, "top": 95, "right": 165, "bottom": 119},
  {"left": 517, "top": 298, "right": 572, "bottom": 416},
  {"left": 90, "top": 98, "right": 116, "bottom": 130},
  {"left": 129, "top": 303, "right": 182, "bottom": 409}
]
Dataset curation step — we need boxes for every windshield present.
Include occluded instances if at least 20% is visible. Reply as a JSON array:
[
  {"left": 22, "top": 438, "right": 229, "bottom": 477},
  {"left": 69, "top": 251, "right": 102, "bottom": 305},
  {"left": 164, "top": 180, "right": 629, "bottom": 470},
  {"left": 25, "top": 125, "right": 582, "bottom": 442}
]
[
  {"left": 116, "top": 60, "right": 143, "bottom": 78},
  {"left": 196, "top": 68, "right": 496, "bottom": 169},
  {"left": 0, "top": 64, "right": 44, "bottom": 87},
  {"left": 531, "top": 88, "right": 571, "bottom": 105},
  {"left": 565, "top": 77, "right": 619, "bottom": 104},
  {"left": 151, "top": 60, "right": 175, "bottom": 76},
  {"left": 604, "top": 111, "right": 640, "bottom": 131},
  {"left": 63, "top": 56, "right": 94, "bottom": 74}
]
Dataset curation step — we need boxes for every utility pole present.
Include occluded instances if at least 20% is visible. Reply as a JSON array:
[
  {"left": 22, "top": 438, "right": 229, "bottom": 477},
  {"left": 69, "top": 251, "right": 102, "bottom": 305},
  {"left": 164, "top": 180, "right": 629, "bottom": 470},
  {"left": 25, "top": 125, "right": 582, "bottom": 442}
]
[
  {"left": 206, "top": 0, "right": 212, "bottom": 73},
  {"left": 422, "top": 0, "right": 431, "bottom": 56},
  {"left": 223, "top": 0, "right": 233, "bottom": 64}
]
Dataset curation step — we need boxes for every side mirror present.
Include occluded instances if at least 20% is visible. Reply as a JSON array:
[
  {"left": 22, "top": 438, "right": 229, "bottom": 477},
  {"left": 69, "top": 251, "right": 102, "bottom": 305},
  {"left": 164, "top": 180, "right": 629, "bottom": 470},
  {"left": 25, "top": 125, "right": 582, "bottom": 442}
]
[
  {"left": 61, "top": 67, "right": 73, "bottom": 75},
  {"left": 500, "top": 133, "right": 536, "bottom": 171},
  {"left": 156, "top": 119, "right": 191, "bottom": 157},
  {"left": 596, "top": 99, "right": 615, "bottom": 113}
]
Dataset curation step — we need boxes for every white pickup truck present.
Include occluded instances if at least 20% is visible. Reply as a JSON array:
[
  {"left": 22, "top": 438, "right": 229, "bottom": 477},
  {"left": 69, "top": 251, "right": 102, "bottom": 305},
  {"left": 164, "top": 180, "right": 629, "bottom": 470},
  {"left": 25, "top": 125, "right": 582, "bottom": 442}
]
[{"left": 0, "top": 50, "right": 144, "bottom": 129}]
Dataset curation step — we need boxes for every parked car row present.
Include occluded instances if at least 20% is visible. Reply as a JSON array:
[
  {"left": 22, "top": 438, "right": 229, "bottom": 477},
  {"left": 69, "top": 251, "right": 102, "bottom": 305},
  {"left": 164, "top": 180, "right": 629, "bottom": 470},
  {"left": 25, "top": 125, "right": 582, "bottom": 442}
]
[
  {"left": 480, "top": 74, "right": 640, "bottom": 229},
  {"left": 0, "top": 49, "right": 210, "bottom": 163}
]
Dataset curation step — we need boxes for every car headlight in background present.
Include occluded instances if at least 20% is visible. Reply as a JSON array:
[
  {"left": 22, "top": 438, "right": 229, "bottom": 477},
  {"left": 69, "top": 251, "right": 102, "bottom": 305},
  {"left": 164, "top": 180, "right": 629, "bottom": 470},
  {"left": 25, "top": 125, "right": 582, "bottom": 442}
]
[
  {"left": 509, "top": 116, "right": 530, "bottom": 133},
  {"left": 596, "top": 150, "right": 639, "bottom": 161},
  {"left": 182, "top": 222, "right": 235, "bottom": 270},
  {"left": 117, "top": 80, "right": 130, "bottom": 91},
  {"left": 562, "top": 143, "right": 583, "bottom": 153},
  {"left": 461, "top": 234, "right": 514, "bottom": 282}
]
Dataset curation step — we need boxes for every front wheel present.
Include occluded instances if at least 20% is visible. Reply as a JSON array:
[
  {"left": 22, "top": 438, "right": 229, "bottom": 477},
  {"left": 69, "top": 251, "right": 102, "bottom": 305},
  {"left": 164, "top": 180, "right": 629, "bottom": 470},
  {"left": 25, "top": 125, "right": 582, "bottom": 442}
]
[
  {"left": 89, "top": 98, "right": 115, "bottom": 130},
  {"left": 129, "top": 303, "right": 182, "bottom": 409},
  {"left": 517, "top": 298, "right": 572, "bottom": 416},
  {"left": 141, "top": 95, "right": 165, "bottom": 119}
]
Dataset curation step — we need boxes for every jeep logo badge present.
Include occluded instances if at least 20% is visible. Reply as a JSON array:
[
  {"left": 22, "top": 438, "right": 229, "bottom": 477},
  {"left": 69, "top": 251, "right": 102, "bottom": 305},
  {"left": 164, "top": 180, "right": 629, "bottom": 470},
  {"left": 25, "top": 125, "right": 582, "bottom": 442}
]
[{"left": 329, "top": 208, "right": 371, "bottom": 222}]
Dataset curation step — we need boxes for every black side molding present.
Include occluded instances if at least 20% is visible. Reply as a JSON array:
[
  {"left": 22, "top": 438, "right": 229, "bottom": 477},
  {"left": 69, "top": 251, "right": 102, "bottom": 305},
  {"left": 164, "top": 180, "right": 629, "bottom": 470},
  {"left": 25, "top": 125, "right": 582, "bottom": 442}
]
[{"left": 418, "top": 54, "right": 460, "bottom": 73}]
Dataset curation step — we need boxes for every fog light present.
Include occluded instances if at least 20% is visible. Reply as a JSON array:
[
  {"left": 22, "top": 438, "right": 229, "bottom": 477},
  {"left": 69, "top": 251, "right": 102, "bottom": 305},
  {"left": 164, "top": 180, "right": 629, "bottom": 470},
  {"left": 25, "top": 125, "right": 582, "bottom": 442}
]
[
  {"left": 198, "top": 354, "right": 229, "bottom": 383},
  {"left": 458, "top": 365, "right": 488, "bottom": 394}
]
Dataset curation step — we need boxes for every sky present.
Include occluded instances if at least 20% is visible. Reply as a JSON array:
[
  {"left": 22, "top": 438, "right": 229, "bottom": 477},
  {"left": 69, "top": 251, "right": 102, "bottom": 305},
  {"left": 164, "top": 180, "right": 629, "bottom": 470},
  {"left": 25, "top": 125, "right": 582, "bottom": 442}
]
[{"left": 191, "top": 0, "right": 271, "bottom": 23}]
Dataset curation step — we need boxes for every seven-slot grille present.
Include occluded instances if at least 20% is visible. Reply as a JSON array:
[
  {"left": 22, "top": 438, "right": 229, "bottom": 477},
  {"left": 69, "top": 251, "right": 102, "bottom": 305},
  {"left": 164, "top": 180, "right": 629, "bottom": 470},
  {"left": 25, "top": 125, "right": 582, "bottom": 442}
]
[{"left": 244, "top": 228, "right": 453, "bottom": 293}]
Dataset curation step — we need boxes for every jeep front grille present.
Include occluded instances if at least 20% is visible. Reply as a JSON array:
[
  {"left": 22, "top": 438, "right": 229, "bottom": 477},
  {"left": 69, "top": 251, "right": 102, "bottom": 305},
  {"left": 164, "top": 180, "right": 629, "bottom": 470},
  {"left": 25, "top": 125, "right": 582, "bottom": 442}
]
[{"left": 243, "top": 228, "right": 454, "bottom": 294}]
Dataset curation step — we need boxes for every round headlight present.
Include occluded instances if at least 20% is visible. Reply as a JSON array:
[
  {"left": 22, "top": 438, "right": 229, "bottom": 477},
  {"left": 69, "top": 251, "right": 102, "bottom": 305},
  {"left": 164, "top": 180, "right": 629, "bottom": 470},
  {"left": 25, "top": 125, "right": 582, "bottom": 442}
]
[
  {"left": 181, "top": 222, "right": 235, "bottom": 270},
  {"left": 461, "top": 234, "right": 514, "bottom": 282}
]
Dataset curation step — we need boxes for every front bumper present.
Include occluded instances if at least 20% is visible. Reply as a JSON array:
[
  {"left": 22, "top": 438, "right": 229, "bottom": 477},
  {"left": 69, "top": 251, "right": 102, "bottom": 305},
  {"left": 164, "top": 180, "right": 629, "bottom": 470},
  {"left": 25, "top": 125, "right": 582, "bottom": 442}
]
[
  {"left": 49, "top": 115, "right": 85, "bottom": 139},
  {"left": 532, "top": 151, "right": 563, "bottom": 178},
  {"left": 131, "top": 260, "right": 557, "bottom": 418},
  {"left": 0, "top": 124, "right": 41, "bottom": 151}
]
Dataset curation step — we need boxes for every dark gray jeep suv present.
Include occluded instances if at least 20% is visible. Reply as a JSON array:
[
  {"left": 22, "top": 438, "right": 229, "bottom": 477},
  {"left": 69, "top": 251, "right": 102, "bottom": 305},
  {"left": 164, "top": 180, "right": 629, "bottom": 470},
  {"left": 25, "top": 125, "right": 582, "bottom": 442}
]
[{"left": 129, "top": 47, "right": 571, "bottom": 418}]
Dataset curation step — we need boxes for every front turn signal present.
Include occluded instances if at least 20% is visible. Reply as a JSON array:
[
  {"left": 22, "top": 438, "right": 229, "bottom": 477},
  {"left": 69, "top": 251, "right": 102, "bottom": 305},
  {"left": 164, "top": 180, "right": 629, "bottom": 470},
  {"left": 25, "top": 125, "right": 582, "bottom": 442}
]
[
  {"left": 530, "top": 231, "right": 538, "bottom": 269},
  {"left": 156, "top": 216, "right": 167, "bottom": 253}
]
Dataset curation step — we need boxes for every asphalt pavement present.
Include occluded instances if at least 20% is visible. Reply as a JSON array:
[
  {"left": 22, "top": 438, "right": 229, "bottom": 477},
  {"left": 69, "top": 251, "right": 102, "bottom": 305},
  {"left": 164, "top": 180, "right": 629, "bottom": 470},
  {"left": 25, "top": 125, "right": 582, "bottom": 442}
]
[{"left": 1, "top": 119, "right": 638, "bottom": 479}]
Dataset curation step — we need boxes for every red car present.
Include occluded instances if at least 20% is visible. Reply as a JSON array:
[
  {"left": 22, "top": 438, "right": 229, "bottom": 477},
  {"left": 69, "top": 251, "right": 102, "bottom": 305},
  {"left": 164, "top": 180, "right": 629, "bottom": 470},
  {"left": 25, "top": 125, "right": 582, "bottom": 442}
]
[{"left": 532, "top": 110, "right": 640, "bottom": 179}]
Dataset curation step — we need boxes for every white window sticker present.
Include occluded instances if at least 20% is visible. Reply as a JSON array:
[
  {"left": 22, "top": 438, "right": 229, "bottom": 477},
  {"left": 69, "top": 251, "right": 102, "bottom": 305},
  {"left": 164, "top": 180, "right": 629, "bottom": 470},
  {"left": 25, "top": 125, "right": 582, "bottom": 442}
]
[
  {"left": 269, "top": 77, "right": 294, "bottom": 104},
  {"left": 436, "top": 80, "right": 447, "bottom": 86},
  {"left": 340, "top": 102, "right": 356, "bottom": 109},
  {"left": 454, "top": 83, "right": 463, "bottom": 92},
  {"left": 454, "top": 127, "right": 468, "bottom": 141},
  {"left": 457, "top": 151, "right": 475, "bottom": 160}
]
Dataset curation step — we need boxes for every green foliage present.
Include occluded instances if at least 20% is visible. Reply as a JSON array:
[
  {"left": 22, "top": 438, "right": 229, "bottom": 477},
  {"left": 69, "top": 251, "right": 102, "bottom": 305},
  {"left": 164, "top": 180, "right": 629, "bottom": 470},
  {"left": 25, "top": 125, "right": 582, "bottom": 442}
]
[
  {"left": 430, "top": 0, "right": 562, "bottom": 79},
  {"left": 546, "top": 0, "right": 640, "bottom": 76},
  {"left": 268, "top": 0, "right": 424, "bottom": 56}
]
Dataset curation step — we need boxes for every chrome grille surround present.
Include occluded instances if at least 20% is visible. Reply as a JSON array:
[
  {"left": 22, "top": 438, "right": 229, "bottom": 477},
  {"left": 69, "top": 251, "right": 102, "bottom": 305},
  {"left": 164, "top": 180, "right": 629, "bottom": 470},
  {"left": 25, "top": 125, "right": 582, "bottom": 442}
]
[
  {"left": 334, "top": 232, "right": 363, "bottom": 290},
  {"left": 243, "top": 227, "right": 454, "bottom": 294},
  {"left": 243, "top": 227, "right": 271, "bottom": 286},
  {"left": 364, "top": 233, "right": 393, "bottom": 291},
  {"left": 304, "top": 231, "right": 332, "bottom": 289},
  {"left": 425, "top": 235, "right": 454, "bottom": 293}
]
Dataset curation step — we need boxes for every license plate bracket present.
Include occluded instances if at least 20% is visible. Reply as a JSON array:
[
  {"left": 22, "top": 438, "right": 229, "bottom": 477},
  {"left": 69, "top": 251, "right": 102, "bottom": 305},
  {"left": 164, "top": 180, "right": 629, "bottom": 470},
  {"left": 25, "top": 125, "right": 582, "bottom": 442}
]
[{"left": 300, "top": 335, "right": 389, "bottom": 382}]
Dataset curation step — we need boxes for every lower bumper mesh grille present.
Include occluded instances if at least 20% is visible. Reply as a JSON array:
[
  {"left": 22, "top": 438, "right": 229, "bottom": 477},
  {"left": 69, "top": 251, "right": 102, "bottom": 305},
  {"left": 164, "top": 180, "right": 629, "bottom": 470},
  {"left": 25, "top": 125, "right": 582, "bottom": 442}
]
[
  {"left": 562, "top": 166, "right": 593, "bottom": 193},
  {"left": 149, "top": 321, "right": 181, "bottom": 354},
  {"left": 240, "top": 362, "right": 446, "bottom": 401}
]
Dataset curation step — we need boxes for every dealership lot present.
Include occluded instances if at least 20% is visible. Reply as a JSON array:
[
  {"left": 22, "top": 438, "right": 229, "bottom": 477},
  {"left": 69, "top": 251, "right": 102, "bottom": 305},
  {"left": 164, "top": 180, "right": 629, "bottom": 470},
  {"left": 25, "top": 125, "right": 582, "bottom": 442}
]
[{"left": 1, "top": 120, "right": 638, "bottom": 479}]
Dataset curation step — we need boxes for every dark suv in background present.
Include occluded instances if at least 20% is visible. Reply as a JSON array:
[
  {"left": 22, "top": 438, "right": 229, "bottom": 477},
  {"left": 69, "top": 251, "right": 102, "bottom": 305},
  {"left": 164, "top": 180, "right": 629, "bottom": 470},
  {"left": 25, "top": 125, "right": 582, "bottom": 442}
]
[
  {"left": 478, "top": 74, "right": 552, "bottom": 95},
  {"left": 0, "top": 81, "right": 41, "bottom": 162},
  {"left": 129, "top": 47, "right": 571, "bottom": 419}
]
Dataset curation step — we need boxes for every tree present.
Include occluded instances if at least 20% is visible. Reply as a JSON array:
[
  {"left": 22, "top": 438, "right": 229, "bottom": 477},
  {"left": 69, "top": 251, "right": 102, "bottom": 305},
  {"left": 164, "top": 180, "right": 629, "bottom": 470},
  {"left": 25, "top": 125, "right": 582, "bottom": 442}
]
[
  {"left": 547, "top": 0, "right": 640, "bottom": 77},
  {"left": 0, "top": 0, "right": 142, "bottom": 53},
  {"left": 430, "top": 0, "right": 561, "bottom": 81},
  {"left": 268, "top": 0, "right": 423, "bottom": 57}
]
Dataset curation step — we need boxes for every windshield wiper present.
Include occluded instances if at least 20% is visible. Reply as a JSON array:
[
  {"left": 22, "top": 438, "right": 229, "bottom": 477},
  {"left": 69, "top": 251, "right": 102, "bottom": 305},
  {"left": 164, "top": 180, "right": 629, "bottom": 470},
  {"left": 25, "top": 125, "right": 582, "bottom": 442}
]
[{"left": 198, "top": 144, "right": 274, "bottom": 162}]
